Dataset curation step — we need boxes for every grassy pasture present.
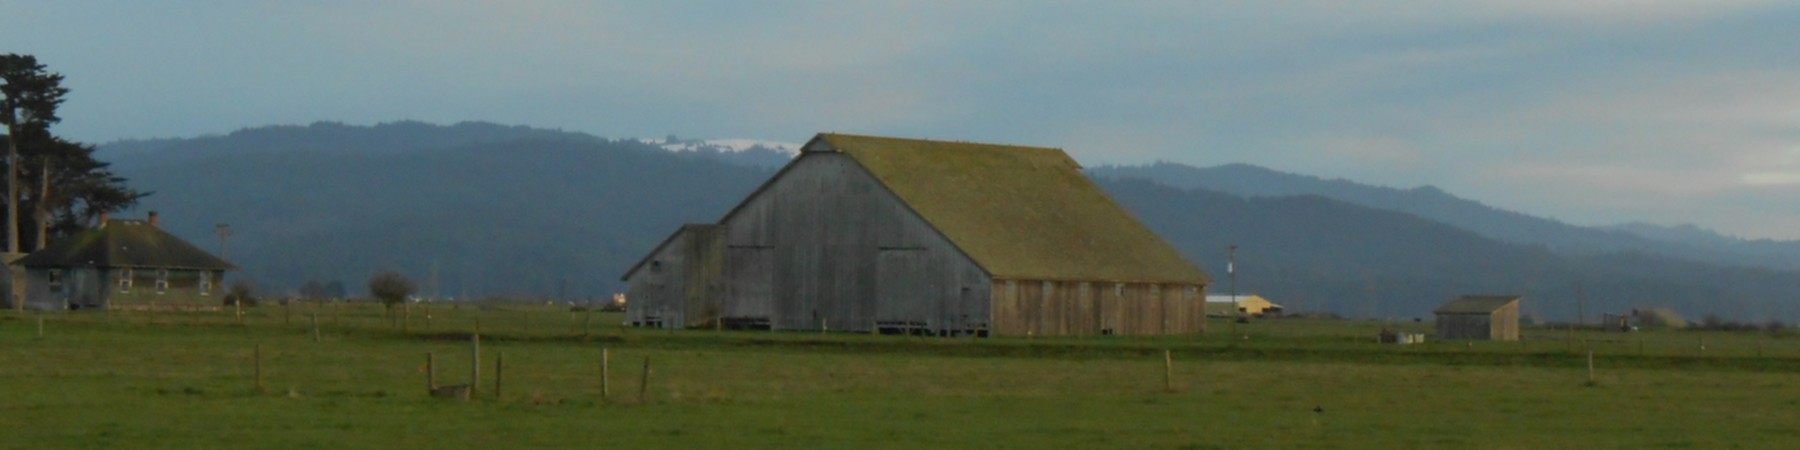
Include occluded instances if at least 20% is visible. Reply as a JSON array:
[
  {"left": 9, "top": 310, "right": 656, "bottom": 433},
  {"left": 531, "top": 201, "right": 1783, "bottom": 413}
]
[{"left": 3, "top": 303, "right": 1800, "bottom": 449}]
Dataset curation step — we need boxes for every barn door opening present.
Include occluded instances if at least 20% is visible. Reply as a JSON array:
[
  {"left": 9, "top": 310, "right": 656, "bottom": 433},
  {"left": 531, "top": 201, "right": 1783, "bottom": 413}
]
[
  {"left": 875, "top": 247, "right": 931, "bottom": 335},
  {"left": 724, "top": 245, "right": 774, "bottom": 330}
]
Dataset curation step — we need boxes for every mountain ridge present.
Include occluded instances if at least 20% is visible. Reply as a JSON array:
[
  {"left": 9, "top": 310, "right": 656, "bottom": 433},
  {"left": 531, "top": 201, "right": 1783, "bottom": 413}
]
[
  {"left": 88, "top": 122, "right": 1800, "bottom": 321},
  {"left": 1088, "top": 161, "right": 1800, "bottom": 272}
]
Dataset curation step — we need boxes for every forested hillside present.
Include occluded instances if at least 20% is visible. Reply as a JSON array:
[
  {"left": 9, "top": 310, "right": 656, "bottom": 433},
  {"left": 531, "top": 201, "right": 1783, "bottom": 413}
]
[
  {"left": 1098, "top": 178, "right": 1800, "bottom": 321},
  {"left": 109, "top": 126, "right": 771, "bottom": 300},
  {"left": 98, "top": 122, "right": 1800, "bottom": 321}
]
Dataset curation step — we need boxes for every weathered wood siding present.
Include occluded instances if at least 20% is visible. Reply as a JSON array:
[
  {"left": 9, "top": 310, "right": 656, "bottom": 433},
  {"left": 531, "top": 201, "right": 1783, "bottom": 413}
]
[
  {"left": 679, "top": 226, "right": 726, "bottom": 327},
  {"left": 1435, "top": 314, "right": 1490, "bottom": 340},
  {"left": 990, "top": 280, "right": 1204, "bottom": 336},
  {"left": 23, "top": 267, "right": 223, "bottom": 310},
  {"left": 1436, "top": 303, "right": 1520, "bottom": 341},
  {"left": 1490, "top": 302, "right": 1520, "bottom": 341},
  {"left": 718, "top": 153, "right": 991, "bottom": 334},
  {"left": 624, "top": 226, "right": 724, "bottom": 328},
  {"left": 1432, "top": 313, "right": 1504, "bottom": 340}
]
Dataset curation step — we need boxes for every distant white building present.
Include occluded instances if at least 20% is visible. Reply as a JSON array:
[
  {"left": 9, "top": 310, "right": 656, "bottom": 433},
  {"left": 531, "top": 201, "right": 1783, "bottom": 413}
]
[{"left": 1204, "top": 294, "right": 1282, "bottom": 317}]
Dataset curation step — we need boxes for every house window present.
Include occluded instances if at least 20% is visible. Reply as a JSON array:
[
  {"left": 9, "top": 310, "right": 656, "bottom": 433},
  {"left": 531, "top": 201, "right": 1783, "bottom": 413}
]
[
  {"left": 155, "top": 269, "right": 170, "bottom": 294},
  {"left": 199, "top": 271, "right": 213, "bottom": 296},
  {"left": 48, "top": 270, "right": 64, "bottom": 294},
  {"left": 118, "top": 268, "right": 133, "bottom": 293}
]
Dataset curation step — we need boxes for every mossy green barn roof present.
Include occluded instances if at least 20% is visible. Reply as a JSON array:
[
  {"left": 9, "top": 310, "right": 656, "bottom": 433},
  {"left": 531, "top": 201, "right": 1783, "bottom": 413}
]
[
  {"left": 811, "top": 133, "right": 1209, "bottom": 285},
  {"left": 13, "top": 220, "right": 235, "bottom": 270}
]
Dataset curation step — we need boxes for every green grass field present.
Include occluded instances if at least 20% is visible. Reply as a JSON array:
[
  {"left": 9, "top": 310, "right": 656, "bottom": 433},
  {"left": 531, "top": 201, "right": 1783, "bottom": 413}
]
[{"left": 3, "top": 303, "right": 1798, "bottom": 449}]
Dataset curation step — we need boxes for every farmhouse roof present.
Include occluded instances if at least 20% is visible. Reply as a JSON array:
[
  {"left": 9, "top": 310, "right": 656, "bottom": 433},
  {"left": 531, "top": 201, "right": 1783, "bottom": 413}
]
[
  {"left": 1433, "top": 295, "right": 1521, "bottom": 315},
  {"left": 801, "top": 133, "right": 1210, "bottom": 285},
  {"left": 13, "top": 219, "right": 235, "bottom": 270}
]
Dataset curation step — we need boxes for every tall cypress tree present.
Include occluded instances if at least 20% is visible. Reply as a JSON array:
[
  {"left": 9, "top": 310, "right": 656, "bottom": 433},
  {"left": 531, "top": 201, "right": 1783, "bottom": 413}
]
[
  {"left": 2, "top": 54, "right": 145, "bottom": 251},
  {"left": 1, "top": 54, "right": 70, "bottom": 253}
]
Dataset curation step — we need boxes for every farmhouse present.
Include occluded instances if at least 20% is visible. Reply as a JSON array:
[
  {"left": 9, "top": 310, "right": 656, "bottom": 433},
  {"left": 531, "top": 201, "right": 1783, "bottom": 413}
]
[
  {"left": 622, "top": 133, "right": 1211, "bottom": 336},
  {"left": 1204, "top": 294, "right": 1283, "bottom": 317},
  {"left": 1433, "top": 295, "right": 1521, "bottom": 341},
  {"left": 12, "top": 212, "right": 234, "bottom": 310}
]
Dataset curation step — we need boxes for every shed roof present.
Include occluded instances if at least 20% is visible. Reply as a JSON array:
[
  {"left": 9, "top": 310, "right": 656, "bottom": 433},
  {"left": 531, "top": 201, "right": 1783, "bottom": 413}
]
[
  {"left": 12, "top": 219, "right": 235, "bottom": 270},
  {"left": 619, "top": 223, "right": 721, "bottom": 280},
  {"left": 1433, "top": 295, "right": 1521, "bottom": 315},
  {"left": 804, "top": 133, "right": 1210, "bottom": 285}
]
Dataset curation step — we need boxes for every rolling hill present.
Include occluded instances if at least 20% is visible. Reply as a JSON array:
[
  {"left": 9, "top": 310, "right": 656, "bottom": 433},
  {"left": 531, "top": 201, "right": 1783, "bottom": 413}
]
[
  {"left": 1089, "top": 162, "right": 1800, "bottom": 272},
  {"left": 89, "top": 122, "right": 1800, "bottom": 321}
]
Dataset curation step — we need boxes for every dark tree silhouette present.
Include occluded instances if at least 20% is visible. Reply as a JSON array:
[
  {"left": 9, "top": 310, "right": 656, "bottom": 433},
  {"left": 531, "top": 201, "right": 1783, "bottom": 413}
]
[
  {"left": 1, "top": 54, "right": 68, "bottom": 253},
  {"left": 367, "top": 271, "right": 417, "bottom": 311},
  {"left": 2, "top": 54, "right": 144, "bottom": 250}
]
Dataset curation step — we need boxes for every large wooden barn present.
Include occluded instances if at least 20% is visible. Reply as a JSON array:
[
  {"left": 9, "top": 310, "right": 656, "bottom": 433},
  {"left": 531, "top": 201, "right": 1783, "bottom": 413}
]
[
  {"left": 1433, "top": 295, "right": 1522, "bottom": 341},
  {"left": 622, "top": 133, "right": 1211, "bottom": 336}
]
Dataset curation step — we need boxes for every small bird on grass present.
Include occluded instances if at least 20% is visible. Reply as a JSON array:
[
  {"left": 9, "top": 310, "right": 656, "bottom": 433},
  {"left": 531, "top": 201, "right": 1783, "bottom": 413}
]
[{"left": 1313, "top": 405, "right": 1323, "bottom": 413}]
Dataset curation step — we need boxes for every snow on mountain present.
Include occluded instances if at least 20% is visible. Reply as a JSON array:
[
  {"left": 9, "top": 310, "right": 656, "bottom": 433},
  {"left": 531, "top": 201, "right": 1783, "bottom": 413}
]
[{"left": 642, "top": 137, "right": 801, "bottom": 155}]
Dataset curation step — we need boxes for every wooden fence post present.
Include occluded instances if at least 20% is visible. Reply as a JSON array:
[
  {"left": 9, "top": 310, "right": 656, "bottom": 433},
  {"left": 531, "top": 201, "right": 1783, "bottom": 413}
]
[
  {"left": 1586, "top": 350, "right": 1595, "bottom": 384},
  {"left": 601, "top": 347, "right": 610, "bottom": 401},
  {"left": 254, "top": 344, "right": 265, "bottom": 393},
  {"left": 36, "top": 317, "right": 44, "bottom": 338},
  {"left": 638, "top": 356, "right": 651, "bottom": 403},
  {"left": 427, "top": 352, "right": 436, "bottom": 393},
  {"left": 311, "top": 314, "right": 320, "bottom": 342},
  {"left": 470, "top": 333, "right": 481, "bottom": 398},
  {"left": 1163, "top": 349, "right": 1173, "bottom": 392},
  {"left": 495, "top": 352, "right": 505, "bottom": 400}
]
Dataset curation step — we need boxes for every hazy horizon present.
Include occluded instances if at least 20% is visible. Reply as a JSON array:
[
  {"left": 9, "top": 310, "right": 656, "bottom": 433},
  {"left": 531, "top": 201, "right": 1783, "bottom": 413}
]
[{"left": 7, "top": 1, "right": 1798, "bottom": 239}]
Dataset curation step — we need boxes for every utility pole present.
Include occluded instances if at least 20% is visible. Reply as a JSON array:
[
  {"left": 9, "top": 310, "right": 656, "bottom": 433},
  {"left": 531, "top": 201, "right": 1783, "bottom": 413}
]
[
  {"left": 1576, "top": 282, "right": 1587, "bottom": 329},
  {"left": 215, "top": 223, "right": 232, "bottom": 259},
  {"left": 1229, "top": 244, "right": 1239, "bottom": 335}
]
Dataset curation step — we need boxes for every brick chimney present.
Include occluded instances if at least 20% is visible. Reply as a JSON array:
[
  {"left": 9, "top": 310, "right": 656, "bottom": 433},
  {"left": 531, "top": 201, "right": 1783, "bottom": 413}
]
[{"left": 148, "top": 210, "right": 159, "bottom": 228}]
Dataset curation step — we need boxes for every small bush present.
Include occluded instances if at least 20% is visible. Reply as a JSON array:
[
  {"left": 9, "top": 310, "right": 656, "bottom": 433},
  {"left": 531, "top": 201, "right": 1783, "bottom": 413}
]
[
  {"left": 222, "top": 281, "right": 257, "bottom": 307},
  {"left": 367, "top": 271, "right": 417, "bottom": 310}
]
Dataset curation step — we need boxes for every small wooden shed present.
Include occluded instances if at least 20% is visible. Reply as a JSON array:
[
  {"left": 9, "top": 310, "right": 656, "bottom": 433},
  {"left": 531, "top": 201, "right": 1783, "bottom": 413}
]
[{"left": 1433, "top": 295, "right": 1521, "bottom": 341}]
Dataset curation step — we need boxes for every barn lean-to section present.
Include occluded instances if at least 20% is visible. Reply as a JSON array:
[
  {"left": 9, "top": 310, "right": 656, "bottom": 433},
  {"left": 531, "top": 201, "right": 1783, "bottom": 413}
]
[{"left": 623, "top": 133, "right": 1210, "bottom": 336}]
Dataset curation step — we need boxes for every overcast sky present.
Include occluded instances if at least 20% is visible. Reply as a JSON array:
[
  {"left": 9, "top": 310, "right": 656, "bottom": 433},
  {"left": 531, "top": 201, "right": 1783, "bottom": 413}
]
[{"left": 6, "top": 1, "right": 1798, "bottom": 239}]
